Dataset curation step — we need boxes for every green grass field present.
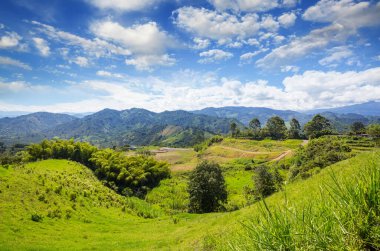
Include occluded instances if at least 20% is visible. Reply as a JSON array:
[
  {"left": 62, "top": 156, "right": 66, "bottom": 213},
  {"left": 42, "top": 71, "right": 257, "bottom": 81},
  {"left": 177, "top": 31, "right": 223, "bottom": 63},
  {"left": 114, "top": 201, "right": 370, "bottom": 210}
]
[{"left": 0, "top": 138, "right": 379, "bottom": 250}]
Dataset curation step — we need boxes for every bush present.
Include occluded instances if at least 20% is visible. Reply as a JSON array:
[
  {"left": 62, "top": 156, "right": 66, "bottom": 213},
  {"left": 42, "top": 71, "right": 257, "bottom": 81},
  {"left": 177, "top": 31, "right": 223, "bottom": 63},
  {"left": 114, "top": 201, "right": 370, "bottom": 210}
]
[
  {"left": 252, "top": 166, "right": 283, "bottom": 200},
  {"left": 31, "top": 213, "right": 43, "bottom": 222},
  {"left": 188, "top": 161, "right": 227, "bottom": 213},
  {"left": 290, "top": 137, "right": 352, "bottom": 180}
]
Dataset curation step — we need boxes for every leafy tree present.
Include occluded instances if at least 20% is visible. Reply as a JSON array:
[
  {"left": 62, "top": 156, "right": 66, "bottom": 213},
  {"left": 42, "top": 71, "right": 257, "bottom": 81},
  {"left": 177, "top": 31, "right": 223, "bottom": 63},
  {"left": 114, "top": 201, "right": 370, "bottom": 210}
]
[
  {"left": 303, "top": 114, "right": 333, "bottom": 139},
  {"left": 188, "top": 161, "right": 227, "bottom": 213},
  {"left": 253, "top": 165, "right": 282, "bottom": 199},
  {"left": 265, "top": 116, "right": 287, "bottom": 140},
  {"left": 350, "top": 121, "right": 366, "bottom": 135},
  {"left": 288, "top": 118, "right": 302, "bottom": 139},
  {"left": 249, "top": 118, "right": 261, "bottom": 138},
  {"left": 230, "top": 122, "right": 237, "bottom": 138},
  {"left": 367, "top": 124, "right": 380, "bottom": 137}
]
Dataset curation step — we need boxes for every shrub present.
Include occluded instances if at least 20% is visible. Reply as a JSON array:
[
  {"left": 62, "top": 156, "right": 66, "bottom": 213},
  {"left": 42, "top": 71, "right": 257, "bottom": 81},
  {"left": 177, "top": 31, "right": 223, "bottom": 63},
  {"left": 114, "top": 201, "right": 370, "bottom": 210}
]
[
  {"left": 31, "top": 213, "right": 43, "bottom": 222},
  {"left": 252, "top": 165, "right": 283, "bottom": 200}
]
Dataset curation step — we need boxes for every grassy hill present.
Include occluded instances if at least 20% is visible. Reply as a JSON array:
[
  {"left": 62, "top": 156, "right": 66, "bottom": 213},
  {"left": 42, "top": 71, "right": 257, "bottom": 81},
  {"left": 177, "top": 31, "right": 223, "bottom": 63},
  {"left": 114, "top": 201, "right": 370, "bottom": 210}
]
[{"left": 0, "top": 142, "right": 379, "bottom": 250}]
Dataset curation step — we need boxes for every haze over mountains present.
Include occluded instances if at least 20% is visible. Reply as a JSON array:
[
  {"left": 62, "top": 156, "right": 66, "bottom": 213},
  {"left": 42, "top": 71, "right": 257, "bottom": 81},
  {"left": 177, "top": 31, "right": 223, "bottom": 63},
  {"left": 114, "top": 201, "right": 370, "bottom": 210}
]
[{"left": 0, "top": 101, "right": 379, "bottom": 147}]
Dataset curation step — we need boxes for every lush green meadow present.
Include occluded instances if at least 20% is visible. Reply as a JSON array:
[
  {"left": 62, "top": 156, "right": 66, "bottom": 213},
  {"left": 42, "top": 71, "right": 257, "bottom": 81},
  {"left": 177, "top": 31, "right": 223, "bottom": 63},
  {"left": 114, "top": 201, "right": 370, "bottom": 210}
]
[{"left": 0, "top": 137, "right": 379, "bottom": 250}]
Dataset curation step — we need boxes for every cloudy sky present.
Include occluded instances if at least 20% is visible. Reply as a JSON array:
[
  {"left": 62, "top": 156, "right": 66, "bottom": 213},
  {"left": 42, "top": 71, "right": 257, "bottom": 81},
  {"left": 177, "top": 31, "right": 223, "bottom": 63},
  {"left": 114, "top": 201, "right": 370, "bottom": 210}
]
[{"left": 0, "top": 0, "right": 379, "bottom": 113}]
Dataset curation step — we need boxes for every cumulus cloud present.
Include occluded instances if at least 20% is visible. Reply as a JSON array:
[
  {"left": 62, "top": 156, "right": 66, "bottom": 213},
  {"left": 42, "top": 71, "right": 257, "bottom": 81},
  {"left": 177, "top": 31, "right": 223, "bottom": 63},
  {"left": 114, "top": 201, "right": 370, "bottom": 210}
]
[
  {"left": 198, "top": 49, "right": 233, "bottom": 63},
  {"left": 1, "top": 67, "right": 380, "bottom": 113},
  {"left": 256, "top": 0, "right": 380, "bottom": 69},
  {"left": 278, "top": 12, "right": 297, "bottom": 28},
  {"left": 32, "top": 37, "right": 50, "bottom": 56},
  {"left": 174, "top": 7, "right": 261, "bottom": 42},
  {"left": 125, "top": 54, "right": 176, "bottom": 71},
  {"left": 318, "top": 46, "right": 353, "bottom": 66},
  {"left": 91, "top": 20, "right": 175, "bottom": 70},
  {"left": 208, "top": 0, "right": 279, "bottom": 12},
  {"left": 192, "top": 37, "right": 210, "bottom": 49},
  {"left": 0, "top": 56, "right": 32, "bottom": 70},
  {"left": 0, "top": 31, "right": 22, "bottom": 49},
  {"left": 240, "top": 48, "right": 268, "bottom": 64},
  {"left": 303, "top": 0, "right": 380, "bottom": 29},
  {"left": 71, "top": 56, "right": 89, "bottom": 67},
  {"left": 87, "top": 0, "right": 161, "bottom": 12}
]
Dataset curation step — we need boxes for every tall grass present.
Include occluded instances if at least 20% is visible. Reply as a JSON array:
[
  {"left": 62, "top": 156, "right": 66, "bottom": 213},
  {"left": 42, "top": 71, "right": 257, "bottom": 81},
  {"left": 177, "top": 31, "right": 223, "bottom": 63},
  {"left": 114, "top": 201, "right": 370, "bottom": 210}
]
[{"left": 220, "top": 154, "right": 380, "bottom": 250}]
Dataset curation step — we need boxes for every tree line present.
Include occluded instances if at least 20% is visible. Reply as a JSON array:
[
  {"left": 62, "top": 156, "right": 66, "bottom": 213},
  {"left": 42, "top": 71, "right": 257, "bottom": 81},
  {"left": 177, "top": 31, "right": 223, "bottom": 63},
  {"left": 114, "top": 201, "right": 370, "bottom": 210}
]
[
  {"left": 25, "top": 139, "right": 171, "bottom": 197},
  {"left": 230, "top": 114, "right": 380, "bottom": 140}
]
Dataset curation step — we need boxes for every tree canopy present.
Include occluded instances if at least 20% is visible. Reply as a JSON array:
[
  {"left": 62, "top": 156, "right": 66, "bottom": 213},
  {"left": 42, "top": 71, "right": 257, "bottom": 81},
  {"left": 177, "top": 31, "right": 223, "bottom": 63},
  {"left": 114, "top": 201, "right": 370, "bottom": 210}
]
[
  {"left": 188, "top": 161, "right": 227, "bottom": 213},
  {"left": 265, "top": 116, "right": 287, "bottom": 140},
  {"left": 303, "top": 114, "right": 333, "bottom": 139}
]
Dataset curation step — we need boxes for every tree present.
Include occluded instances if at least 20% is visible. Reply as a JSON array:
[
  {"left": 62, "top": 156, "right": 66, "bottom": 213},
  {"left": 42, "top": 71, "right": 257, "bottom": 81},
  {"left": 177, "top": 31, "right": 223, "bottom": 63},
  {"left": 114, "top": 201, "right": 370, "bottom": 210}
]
[
  {"left": 249, "top": 118, "right": 261, "bottom": 138},
  {"left": 288, "top": 118, "right": 302, "bottom": 139},
  {"left": 230, "top": 122, "right": 237, "bottom": 138},
  {"left": 265, "top": 116, "right": 287, "bottom": 140},
  {"left": 350, "top": 121, "right": 366, "bottom": 135},
  {"left": 367, "top": 124, "right": 380, "bottom": 138},
  {"left": 188, "top": 161, "right": 227, "bottom": 213},
  {"left": 303, "top": 114, "right": 333, "bottom": 139},
  {"left": 253, "top": 165, "right": 282, "bottom": 199}
]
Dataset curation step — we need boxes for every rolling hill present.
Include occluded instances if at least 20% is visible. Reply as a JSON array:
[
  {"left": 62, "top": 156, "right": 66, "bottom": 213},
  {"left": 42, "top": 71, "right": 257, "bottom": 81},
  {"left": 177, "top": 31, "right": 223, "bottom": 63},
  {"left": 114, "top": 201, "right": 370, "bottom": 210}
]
[{"left": 0, "top": 109, "right": 242, "bottom": 147}]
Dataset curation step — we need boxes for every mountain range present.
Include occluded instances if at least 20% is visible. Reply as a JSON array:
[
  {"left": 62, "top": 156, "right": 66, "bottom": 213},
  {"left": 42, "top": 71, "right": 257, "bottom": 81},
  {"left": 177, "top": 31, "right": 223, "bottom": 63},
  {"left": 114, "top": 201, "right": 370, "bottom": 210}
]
[{"left": 0, "top": 101, "right": 379, "bottom": 147}]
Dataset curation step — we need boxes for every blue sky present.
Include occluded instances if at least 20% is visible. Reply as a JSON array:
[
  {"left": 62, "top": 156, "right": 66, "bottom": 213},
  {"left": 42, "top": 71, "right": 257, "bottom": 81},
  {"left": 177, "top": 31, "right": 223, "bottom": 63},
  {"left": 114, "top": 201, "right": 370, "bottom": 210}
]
[{"left": 0, "top": 0, "right": 379, "bottom": 113}]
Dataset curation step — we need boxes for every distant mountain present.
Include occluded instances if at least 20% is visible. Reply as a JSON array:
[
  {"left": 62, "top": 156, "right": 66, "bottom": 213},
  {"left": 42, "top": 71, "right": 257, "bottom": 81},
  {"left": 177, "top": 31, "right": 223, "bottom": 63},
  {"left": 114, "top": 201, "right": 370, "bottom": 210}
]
[
  {"left": 0, "top": 112, "right": 78, "bottom": 144},
  {"left": 0, "top": 109, "right": 241, "bottom": 147},
  {"left": 307, "top": 101, "right": 380, "bottom": 116},
  {"left": 192, "top": 106, "right": 310, "bottom": 125}
]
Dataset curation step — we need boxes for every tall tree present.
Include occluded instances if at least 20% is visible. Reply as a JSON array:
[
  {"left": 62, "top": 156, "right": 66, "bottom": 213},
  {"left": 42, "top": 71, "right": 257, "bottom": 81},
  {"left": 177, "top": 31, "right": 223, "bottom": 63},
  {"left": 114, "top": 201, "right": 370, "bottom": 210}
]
[
  {"left": 249, "top": 118, "right": 261, "bottom": 138},
  {"left": 303, "top": 114, "right": 333, "bottom": 139},
  {"left": 230, "top": 122, "right": 237, "bottom": 138},
  {"left": 288, "top": 118, "right": 302, "bottom": 139},
  {"left": 350, "top": 121, "right": 365, "bottom": 135},
  {"left": 188, "top": 161, "right": 227, "bottom": 213},
  {"left": 265, "top": 116, "right": 287, "bottom": 140},
  {"left": 367, "top": 124, "right": 380, "bottom": 138}
]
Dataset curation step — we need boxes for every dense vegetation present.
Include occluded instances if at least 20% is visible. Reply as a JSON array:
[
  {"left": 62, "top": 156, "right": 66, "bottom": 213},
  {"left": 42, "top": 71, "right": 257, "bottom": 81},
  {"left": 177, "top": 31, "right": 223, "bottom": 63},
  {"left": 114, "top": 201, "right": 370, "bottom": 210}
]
[{"left": 25, "top": 139, "right": 170, "bottom": 197}]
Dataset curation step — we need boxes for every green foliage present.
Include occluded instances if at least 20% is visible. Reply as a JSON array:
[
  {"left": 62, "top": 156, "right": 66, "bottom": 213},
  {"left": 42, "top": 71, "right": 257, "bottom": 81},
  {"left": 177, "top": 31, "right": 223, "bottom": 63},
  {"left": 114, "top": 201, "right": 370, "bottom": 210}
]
[
  {"left": 288, "top": 118, "right": 302, "bottom": 139},
  {"left": 188, "top": 161, "right": 227, "bottom": 213},
  {"left": 304, "top": 114, "right": 333, "bottom": 139},
  {"left": 230, "top": 122, "right": 237, "bottom": 138},
  {"left": 224, "top": 155, "right": 380, "bottom": 251},
  {"left": 25, "top": 139, "right": 170, "bottom": 197},
  {"left": 31, "top": 213, "right": 43, "bottom": 222},
  {"left": 265, "top": 116, "right": 287, "bottom": 140},
  {"left": 252, "top": 165, "right": 283, "bottom": 200},
  {"left": 193, "top": 135, "right": 223, "bottom": 152},
  {"left": 290, "top": 137, "right": 352, "bottom": 180},
  {"left": 367, "top": 123, "right": 380, "bottom": 137},
  {"left": 350, "top": 121, "right": 366, "bottom": 135},
  {"left": 249, "top": 118, "right": 261, "bottom": 139}
]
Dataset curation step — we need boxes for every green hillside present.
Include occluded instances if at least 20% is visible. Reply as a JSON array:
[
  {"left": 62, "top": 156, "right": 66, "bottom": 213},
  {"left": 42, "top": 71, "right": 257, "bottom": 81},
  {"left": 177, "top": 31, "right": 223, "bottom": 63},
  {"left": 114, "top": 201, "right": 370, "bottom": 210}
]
[{"left": 1, "top": 149, "right": 379, "bottom": 250}]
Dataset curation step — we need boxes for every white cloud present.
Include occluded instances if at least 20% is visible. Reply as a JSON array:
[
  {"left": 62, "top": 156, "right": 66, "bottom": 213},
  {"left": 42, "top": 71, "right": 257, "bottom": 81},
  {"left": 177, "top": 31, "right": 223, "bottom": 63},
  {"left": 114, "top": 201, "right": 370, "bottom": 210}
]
[
  {"left": 1, "top": 67, "right": 380, "bottom": 113},
  {"left": 280, "top": 65, "right": 299, "bottom": 73},
  {"left": 0, "top": 56, "right": 32, "bottom": 70},
  {"left": 96, "top": 70, "right": 123, "bottom": 78},
  {"left": 90, "top": 21, "right": 173, "bottom": 55},
  {"left": 71, "top": 56, "right": 89, "bottom": 67},
  {"left": 125, "top": 54, "right": 176, "bottom": 71},
  {"left": 0, "top": 31, "right": 22, "bottom": 49},
  {"left": 256, "top": 0, "right": 380, "bottom": 69},
  {"left": 318, "top": 46, "right": 353, "bottom": 66},
  {"left": 256, "top": 23, "right": 352, "bottom": 68},
  {"left": 278, "top": 12, "right": 297, "bottom": 28},
  {"left": 32, "top": 21, "right": 131, "bottom": 58},
  {"left": 0, "top": 81, "right": 29, "bottom": 92},
  {"left": 192, "top": 37, "right": 210, "bottom": 49},
  {"left": 239, "top": 48, "right": 268, "bottom": 63},
  {"left": 32, "top": 37, "right": 50, "bottom": 57},
  {"left": 174, "top": 7, "right": 261, "bottom": 41},
  {"left": 198, "top": 49, "right": 233, "bottom": 64},
  {"left": 207, "top": 0, "right": 279, "bottom": 12},
  {"left": 87, "top": 0, "right": 161, "bottom": 12},
  {"left": 303, "top": 0, "right": 380, "bottom": 29},
  {"left": 260, "top": 15, "right": 279, "bottom": 32}
]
